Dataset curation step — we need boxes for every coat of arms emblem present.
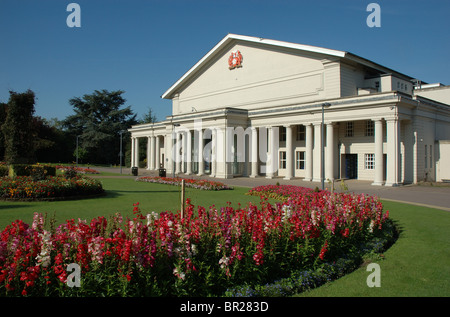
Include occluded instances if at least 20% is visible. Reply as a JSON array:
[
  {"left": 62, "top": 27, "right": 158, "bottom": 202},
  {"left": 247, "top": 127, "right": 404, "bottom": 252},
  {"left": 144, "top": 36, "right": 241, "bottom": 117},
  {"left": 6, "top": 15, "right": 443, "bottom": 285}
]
[{"left": 228, "top": 50, "right": 243, "bottom": 69}]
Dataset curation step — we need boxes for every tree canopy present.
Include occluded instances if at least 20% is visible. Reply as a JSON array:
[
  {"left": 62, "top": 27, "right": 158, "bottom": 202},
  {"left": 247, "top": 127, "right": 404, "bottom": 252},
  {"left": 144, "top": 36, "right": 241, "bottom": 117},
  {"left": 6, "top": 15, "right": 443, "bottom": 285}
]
[
  {"left": 1, "top": 90, "right": 36, "bottom": 164},
  {"left": 63, "top": 89, "right": 138, "bottom": 164}
]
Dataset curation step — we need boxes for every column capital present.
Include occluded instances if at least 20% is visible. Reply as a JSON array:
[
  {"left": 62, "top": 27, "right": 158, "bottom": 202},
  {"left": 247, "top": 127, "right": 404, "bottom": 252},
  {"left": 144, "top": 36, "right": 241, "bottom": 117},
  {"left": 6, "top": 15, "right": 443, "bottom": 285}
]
[{"left": 385, "top": 117, "right": 399, "bottom": 122}]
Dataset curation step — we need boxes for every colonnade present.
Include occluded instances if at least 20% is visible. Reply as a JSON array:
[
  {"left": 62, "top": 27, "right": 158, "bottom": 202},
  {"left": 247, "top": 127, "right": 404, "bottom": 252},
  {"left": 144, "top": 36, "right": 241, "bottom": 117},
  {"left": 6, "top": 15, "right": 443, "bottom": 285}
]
[{"left": 130, "top": 117, "right": 401, "bottom": 186}]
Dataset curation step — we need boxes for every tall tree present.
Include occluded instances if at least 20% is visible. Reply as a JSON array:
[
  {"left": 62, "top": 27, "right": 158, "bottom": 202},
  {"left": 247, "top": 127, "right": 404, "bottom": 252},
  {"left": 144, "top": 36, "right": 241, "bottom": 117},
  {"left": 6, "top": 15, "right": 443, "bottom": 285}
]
[
  {"left": 139, "top": 106, "right": 158, "bottom": 124},
  {"left": 33, "top": 116, "right": 73, "bottom": 163},
  {"left": 0, "top": 102, "right": 7, "bottom": 160},
  {"left": 63, "top": 89, "right": 137, "bottom": 164},
  {"left": 1, "top": 90, "right": 36, "bottom": 164}
]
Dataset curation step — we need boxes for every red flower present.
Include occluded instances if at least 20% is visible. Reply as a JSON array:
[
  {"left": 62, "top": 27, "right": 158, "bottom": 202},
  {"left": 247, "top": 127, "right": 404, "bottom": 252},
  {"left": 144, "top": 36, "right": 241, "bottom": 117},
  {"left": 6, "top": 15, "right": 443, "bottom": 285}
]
[{"left": 319, "top": 241, "right": 328, "bottom": 260}]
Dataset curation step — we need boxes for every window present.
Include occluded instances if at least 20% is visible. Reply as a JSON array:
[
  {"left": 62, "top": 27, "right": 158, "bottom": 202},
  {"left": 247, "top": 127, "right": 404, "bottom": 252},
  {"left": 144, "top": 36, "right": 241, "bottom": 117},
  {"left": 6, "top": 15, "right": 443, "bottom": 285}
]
[
  {"left": 365, "top": 154, "right": 375, "bottom": 170},
  {"left": 279, "top": 127, "right": 286, "bottom": 142},
  {"left": 345, "top": 122, "right": 354, "bottom": 137},
  {"left": 365, "top": 120, "right": 374, "bottom": 137},
  {"left": 297, "top": 125, "right": 305, "bottom": 141},
  {"left": 296, "top": 151, "right": 305, "bottom": 170},
  {"left": 279, "top": 151, "right": 286, "bottom": 169}
]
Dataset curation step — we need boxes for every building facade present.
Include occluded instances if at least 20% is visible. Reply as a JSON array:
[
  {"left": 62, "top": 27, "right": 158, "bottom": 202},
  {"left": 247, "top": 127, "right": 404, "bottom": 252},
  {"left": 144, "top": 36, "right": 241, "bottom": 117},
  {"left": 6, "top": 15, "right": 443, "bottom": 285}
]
[{"left": 128, "top": 34, "right": 450, "bottom": 185}]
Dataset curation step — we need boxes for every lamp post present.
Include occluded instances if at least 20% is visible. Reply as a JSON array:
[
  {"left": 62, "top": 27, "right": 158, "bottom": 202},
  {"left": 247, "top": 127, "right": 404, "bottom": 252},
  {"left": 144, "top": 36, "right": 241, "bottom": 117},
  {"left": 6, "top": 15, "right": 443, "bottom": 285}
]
[
  {"left": 172, "top": 123, "right": 180, "bottom": 178},
  {"left": 321, "top": 103, "right": 331, "bottom": 190}
]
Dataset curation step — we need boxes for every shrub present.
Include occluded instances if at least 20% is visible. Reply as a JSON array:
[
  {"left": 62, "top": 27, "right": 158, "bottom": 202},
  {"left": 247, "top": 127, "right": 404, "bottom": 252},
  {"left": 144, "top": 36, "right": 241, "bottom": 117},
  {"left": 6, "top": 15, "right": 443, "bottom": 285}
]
[{"left": 8, "top": 164, "right": 56, "bottom": 178}]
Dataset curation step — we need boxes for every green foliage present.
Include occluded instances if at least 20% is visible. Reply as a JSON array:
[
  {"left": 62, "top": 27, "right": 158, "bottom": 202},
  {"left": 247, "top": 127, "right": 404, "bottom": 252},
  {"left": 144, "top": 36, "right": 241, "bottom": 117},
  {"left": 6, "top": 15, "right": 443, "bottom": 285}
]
[
  {"left": 1, "top": 90, "right": 36, "bottom": 164},
  {"left": 63, "top": 89, "right": 137, "bottom": 165},
  {"left": 8, "top": 164, "right": 56, "bottom": 178},
  {"left": 0, "top": 175, "right": 104, "bottom": 200},
  {"left": 0, "top": 165, "right": 8, "bottom": 177}
]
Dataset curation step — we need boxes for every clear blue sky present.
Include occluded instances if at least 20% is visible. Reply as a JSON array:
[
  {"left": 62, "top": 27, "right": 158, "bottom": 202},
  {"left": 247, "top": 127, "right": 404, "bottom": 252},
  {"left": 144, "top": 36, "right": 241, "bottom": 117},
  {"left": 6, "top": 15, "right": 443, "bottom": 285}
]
[{"left": 1, "top": 0, "right": 449, "bottom": 123}]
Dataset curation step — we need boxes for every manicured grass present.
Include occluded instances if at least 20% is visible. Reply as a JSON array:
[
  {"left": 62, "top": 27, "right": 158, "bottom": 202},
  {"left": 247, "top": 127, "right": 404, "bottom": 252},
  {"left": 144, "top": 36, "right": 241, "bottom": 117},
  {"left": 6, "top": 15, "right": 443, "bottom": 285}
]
[
  {"left": 296, "top": 200, "right": 450, "bottom": 297},
  {"left": 0, "top": 177, "right": 266, "bottom": 229},
  {"left": 1, "top": 177, "right": 449, "bottom": 297}
]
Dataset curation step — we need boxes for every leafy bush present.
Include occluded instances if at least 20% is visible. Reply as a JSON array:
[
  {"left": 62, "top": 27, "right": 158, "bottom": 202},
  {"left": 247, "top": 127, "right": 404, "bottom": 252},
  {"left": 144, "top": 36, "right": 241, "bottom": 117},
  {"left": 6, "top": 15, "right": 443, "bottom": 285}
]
[{"left": 7, "top": 164, "right": 56, "bottom": 178}]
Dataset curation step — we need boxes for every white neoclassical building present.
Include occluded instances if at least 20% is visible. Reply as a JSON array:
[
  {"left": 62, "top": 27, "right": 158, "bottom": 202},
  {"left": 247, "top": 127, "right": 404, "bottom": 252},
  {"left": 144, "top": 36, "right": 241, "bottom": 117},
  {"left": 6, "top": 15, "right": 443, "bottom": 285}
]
[{"left": 128, "top": 34, "right": 450, "bottom": 185}]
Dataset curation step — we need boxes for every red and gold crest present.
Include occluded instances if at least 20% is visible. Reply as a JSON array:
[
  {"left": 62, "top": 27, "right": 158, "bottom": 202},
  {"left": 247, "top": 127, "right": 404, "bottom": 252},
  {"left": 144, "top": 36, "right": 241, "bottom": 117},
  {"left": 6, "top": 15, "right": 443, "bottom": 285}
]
[{"left": 228, "top": 50, "right": 243, "bottom": 69}]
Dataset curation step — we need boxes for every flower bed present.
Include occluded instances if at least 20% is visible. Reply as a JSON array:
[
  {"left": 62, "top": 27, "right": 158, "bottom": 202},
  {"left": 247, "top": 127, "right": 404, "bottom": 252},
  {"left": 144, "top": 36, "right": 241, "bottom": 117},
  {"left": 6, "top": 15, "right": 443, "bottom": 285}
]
[
  {"left": 136, "top": 176, "right": 232, "bottom": 191},
  {"left": 246, "top": 184, "right": 315, "bottom": 201},
  {"left": 55, "top": 166, "right": 100, "bottom": 175},
  {"left": 0, "top": 185, "right": 395, "bottom": 297},
  {"left": 0, "top": 176, "right": 104, "bottom": 200}
]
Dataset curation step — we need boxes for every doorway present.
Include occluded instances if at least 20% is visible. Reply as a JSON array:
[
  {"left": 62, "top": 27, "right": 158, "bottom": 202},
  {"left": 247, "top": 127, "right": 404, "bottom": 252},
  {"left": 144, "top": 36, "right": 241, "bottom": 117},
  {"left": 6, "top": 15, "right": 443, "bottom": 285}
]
[{"left": 344, "top": 154, "right": 358, "bottom": 179}]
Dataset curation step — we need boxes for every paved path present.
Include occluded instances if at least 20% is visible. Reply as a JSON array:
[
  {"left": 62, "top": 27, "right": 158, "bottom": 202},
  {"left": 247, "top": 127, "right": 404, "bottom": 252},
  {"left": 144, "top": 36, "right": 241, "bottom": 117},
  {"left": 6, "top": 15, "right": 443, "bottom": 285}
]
[{"left": 93, "top": 166, "right": 450, "bottom": 212}]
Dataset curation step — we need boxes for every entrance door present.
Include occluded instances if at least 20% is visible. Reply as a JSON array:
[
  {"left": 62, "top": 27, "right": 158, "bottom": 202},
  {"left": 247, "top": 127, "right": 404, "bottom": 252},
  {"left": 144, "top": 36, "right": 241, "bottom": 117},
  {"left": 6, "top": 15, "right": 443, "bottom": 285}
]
[{"left": 344, "top": 154, "right": 358, "bottom": 179}]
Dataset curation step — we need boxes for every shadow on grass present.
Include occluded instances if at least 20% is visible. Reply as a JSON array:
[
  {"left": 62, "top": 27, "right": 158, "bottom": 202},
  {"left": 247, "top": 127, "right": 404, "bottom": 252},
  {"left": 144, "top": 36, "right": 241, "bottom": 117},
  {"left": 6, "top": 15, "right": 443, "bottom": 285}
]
[
  {"left": 103, "top": 189, "right": 180, "bottom": 197},
  {"left": 0, "top": 203, "right": 32, "bottom": 210}
]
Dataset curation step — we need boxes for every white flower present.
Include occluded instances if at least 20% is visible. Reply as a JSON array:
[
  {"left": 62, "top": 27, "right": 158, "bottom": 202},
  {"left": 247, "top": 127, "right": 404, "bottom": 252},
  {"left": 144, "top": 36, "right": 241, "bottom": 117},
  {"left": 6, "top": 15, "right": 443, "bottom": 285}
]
[
  {"left": 219, "top": 256, "right": 230, "bottom": 269},
  {"left": 368, "top": 220, "right": 375, "bottom": 233},
  {"left": 146, "top": 212, "right": 159, "bottom": 226},
  {"left": 191, "top": 244, "right": 197, "bottom": 256}
]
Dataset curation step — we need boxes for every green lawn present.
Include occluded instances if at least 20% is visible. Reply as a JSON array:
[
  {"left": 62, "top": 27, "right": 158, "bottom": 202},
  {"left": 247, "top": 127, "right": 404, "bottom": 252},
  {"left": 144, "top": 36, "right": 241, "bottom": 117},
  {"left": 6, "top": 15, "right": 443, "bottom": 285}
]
[
  {"left": 1, "top": 176, "right": 449, "bottom": 297},
  {"left": 0, "top": 177, "right": 266, "bottom": 229},
  {"left": 297, "top": 200, "right": 450, "bottom": 297}
]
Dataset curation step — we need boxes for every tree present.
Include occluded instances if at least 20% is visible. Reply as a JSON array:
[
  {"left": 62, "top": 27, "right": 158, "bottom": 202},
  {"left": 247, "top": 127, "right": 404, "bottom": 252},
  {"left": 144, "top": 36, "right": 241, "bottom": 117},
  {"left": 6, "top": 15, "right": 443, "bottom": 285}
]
[
  {"left": 1, "top": 90, "right": 36, "bottom": 164},
  {"left": 33, "top": 116, "right": 73, "bottom": 163},
  {"left": 139, "top": 106, "right": 158, "bottom": 124},
  {"left": 63, "top": 89, "right": 137, "bottom": 164},
  {"left": 0, "top": 102, "right": 7, "bottom": 160}
]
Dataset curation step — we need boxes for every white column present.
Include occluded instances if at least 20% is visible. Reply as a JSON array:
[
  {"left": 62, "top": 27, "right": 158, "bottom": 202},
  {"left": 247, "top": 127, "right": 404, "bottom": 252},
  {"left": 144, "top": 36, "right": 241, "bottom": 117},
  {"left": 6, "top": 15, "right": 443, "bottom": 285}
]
[
  {"left": 386, "top": 118, "right": 400, "bottom": 186},
  {"left": 211, "top": 128, "right": 216, "bottom": 177},
  {"left": 155, "top": 136, "right": 161, "bottom": 169},
  {"left": 198, "top": 129, "right": 204, "bottom": 176},
  {"left": 131, "top": 137, "right": 135, "bottom": 167},
  {"left": 372, "top": 119, "right": 384, "bottom": 185},
  {"left": 186, "top": 130, "right": 192, "bottom": 175},
  {"left": 134, "top": 137, "right": 140, "bottom": 168},
  {"left": 312, "top": 123, "right": 322, "bottom": 182},
  {"left": 304, "top": 124, "right": 313, "bottom": 181},
  {"left": 325, "top": 123, "right": 334, "bottom": 181},
  {"left": 175, "top": 132, "right": 181, "bottom": 174},
  {"left": 181, "top": 131, "right": 186, "bottom": 173},
  {"left": 250, "top": 127, "right": 258, "bottom": 178},
  {"left": 266, "top": 126, "right": 275, "bottom": 179},
  {"left": 147, "top": 136, "right": 155, "bottom": 170},
  {"left": 284, "top": 125, "right": 293, "bottom": 180}
]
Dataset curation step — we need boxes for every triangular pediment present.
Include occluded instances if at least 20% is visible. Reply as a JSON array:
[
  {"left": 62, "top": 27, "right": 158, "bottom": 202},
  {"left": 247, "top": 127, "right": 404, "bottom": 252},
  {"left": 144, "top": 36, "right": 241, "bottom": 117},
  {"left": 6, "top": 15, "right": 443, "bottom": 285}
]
[{"left": 162, "top": 34, "right": 346, "bottom": 100}]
